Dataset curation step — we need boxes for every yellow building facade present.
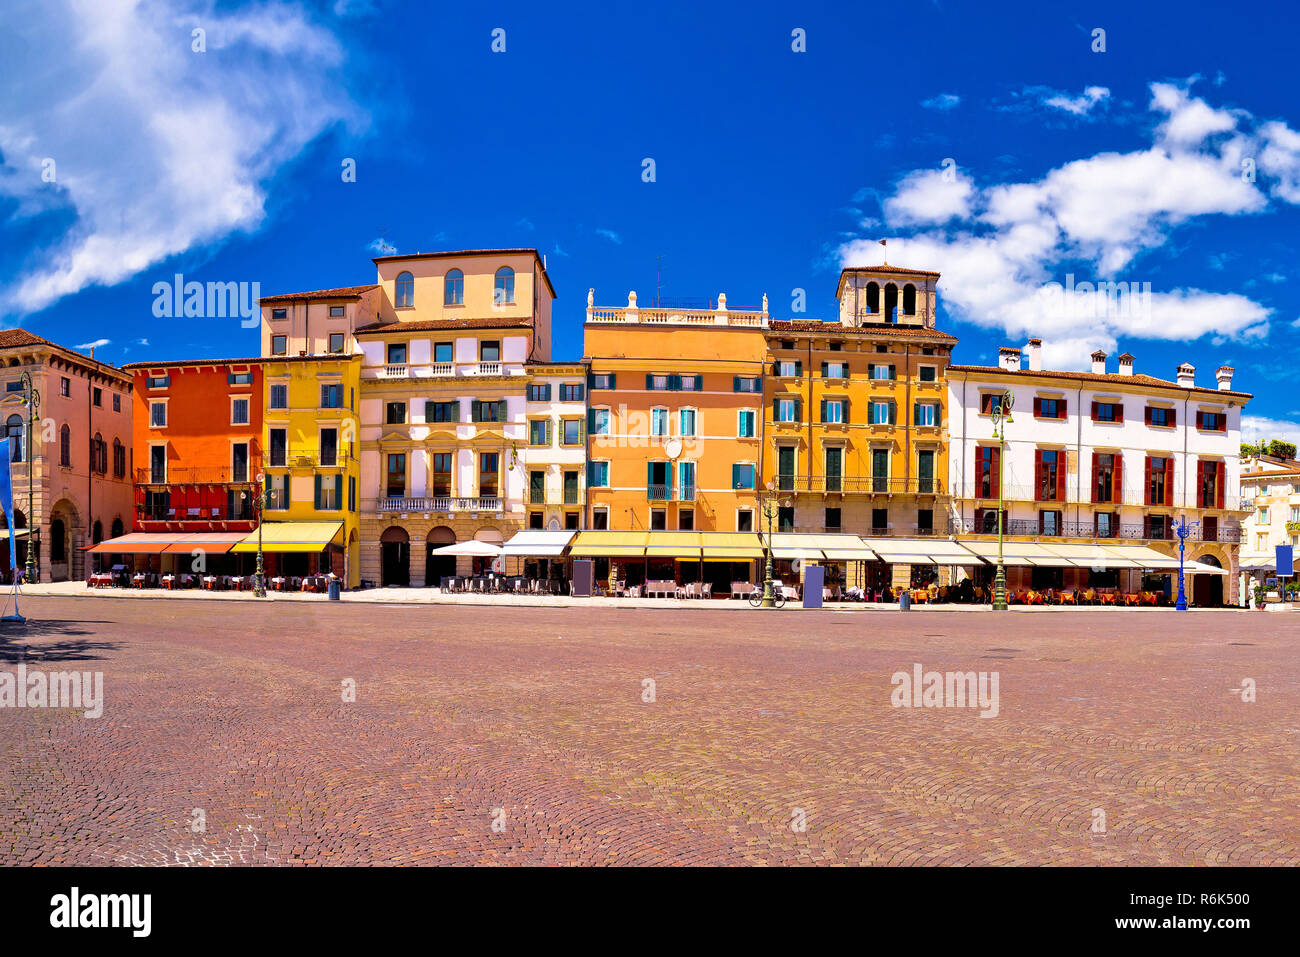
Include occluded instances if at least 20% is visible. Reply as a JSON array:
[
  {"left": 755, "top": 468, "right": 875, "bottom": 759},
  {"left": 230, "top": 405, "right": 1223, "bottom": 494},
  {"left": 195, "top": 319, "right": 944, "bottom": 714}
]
[{"left": 763, "top": 266, "right": 956, "bottom": 589}]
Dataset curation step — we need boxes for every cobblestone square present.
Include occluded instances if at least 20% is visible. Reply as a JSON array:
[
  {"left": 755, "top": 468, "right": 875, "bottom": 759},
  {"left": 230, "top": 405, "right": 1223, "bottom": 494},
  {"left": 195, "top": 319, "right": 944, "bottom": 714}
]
[{"left": 1, "top": 597, "right": 1295, "bottom": 865}]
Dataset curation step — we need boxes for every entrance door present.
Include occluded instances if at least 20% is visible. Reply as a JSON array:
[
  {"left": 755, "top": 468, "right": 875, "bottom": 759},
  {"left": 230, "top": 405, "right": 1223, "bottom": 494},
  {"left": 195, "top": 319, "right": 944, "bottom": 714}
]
[
  {"left": 917, "top": 450, "right": 935, "bottom": 494},
  {"left": 380, "top": 527, "right": 410, "bottom": 586}
]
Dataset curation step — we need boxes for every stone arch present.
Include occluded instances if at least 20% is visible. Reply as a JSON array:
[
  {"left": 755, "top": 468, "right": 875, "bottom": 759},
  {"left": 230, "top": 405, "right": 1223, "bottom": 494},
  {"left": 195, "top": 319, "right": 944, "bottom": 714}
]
[
  {"left": 48, "top": 497, "right": 82, "bottom": 582},
  {"left": 425, "top": 525, "right": 457, "bottom": 586},
  {"left": 380, "top": 525, "right": 410, "bottom": 586}
]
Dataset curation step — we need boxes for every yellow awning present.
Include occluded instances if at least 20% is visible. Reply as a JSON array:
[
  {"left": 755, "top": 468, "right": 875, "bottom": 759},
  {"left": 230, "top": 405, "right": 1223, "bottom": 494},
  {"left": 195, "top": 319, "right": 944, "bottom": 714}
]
[
  {"left": 230, "top": 521, "right": 344, "bottom": 553},
  {"left": 568, "top": 531, "right": 648, "bottom": 558},
  {"left": 699, "top": 532, "right": 765, "bottom": 560},
  {"left": 645, "top": 531, "right": 703, "bottom": 558}
]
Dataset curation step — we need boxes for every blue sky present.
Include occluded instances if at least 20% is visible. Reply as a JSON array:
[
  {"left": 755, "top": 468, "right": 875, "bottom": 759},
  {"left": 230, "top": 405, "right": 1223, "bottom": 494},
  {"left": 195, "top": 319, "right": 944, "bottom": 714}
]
[{"left": 2, "top": 0, "right": 1299, "bottom": 441}]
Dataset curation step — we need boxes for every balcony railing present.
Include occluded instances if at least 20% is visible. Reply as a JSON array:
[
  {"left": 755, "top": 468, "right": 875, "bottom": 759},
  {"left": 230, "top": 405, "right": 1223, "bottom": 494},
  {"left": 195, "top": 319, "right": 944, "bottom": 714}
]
[
  {"left": 647, "top": 484, "right": 672, "bottom": 501},
  {"left": 779, "top": 476, "right": 944, "bottom": 495},
  {"left": 381, "top": 364, "right": 408, "bottom": 379},
  {"left": 679, "top": 484, "right": 696, "bottom": 502},
  {"left": 474, "top": 361, "right": 501, "bottom": 376},
  {"left": 954, "top": 483, "right": 1242, "bottom": 511},
  {"left": 430, "top": 362, "right": 455, "bottom": 377},
  {"left": 955, "top": 518, "right": 1242, "bottom": 543},
  {"left": 377, "top": 496, "right": 502, "bottom": 513},
  {"left": 135, "top": 467, "right": 258, "bottom": 486}
]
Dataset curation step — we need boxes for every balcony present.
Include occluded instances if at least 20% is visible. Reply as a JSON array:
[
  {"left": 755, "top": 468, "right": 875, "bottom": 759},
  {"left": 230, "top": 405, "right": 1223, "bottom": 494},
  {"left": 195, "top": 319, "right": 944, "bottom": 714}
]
[
  {"left": 586, "top": 293, "right": 768, "bottom": 328},
  {"left": 679, "top": 484, "right": 696, "bottom": 502},
  {"left": 779, "top": 476, "right": 944, "bottom": 495},
  {"left": 377, "top": 496, "right": 502, "bottom": 514},
  {"left": 957, "top": 518, "right": 1242, "bottom": 543},
  {"left": 473, "top": 361, "right": 501, "bottom": 376},
  {"left": 381, "top": 364, "right": 408, "bottom": 379},
  {"left": 647, "top": 484, "right": 672, "bottom": 501},
  {"left": 135, "top": 467, "right": 257, "bottom": 486},
  {"left": 430, "top": 362, "right": 455, "bottom": 377}
]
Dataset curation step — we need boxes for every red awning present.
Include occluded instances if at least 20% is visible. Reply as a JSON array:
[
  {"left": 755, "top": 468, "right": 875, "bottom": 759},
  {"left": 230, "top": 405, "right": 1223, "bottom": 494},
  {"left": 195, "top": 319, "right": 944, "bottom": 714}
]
[
  {"left": 84, "top": 533, "right": 189, "bottom": 554},
  {"left": 160, "top": 533, "right": 247, "bottom": 555}
]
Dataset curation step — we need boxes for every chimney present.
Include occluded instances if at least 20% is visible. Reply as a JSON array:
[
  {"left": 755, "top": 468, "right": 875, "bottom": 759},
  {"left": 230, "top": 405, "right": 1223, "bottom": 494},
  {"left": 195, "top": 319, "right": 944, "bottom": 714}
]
[
  {"left": 1216, "top": 365, "right": 1234, "bottom": 391},
  {"left": 1090, "top": 350, "right": 1107, "bottom": 375},
  {"left": 1026, "top": 338, "right": 1043, "bottom": 371},
  {"left": 1176, "top": 362, "right": 1195, "bottom": 388},
  {"left": 1117, "top": 352, "right": 1134, "bottom": 376},
  {"left": 997, "top": 346, "right": 1022, "bottom": 372}
]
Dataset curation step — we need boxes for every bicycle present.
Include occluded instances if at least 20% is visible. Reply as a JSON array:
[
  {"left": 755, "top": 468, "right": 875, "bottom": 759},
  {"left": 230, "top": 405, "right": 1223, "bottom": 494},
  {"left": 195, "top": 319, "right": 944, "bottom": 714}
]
[{"left": 748, "top": 582, "right": 787, "bottom": 608}]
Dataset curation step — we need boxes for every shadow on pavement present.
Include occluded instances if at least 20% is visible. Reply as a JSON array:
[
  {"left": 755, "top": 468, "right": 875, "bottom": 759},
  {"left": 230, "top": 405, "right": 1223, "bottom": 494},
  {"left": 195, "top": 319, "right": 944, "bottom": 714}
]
[{"left": 0, "top": 619, "right": 121, "bottom": 663}]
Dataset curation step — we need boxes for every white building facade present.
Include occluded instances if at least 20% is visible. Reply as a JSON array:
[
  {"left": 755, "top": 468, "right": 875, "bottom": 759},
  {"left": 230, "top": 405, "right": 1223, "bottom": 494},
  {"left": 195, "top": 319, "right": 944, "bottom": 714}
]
[
  {"left": 947, "top": 341, "right": 1250, "bottom": 605},
  {"left": 519, "top": 362, "right": 589, "bottom": 532}
]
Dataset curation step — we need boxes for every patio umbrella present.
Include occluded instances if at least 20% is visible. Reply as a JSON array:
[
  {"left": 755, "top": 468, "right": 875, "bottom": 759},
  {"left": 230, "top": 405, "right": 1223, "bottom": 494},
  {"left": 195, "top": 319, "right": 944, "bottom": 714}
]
[{"left": 427, "top": 541, "right": 503, "bottom": 558}]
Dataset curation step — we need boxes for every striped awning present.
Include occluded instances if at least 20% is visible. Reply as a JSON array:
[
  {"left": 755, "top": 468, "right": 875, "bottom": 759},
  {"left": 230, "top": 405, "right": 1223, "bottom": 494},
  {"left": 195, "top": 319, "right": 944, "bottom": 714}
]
[{"left": 230, "top": 522, "right": 344, "bottom": 553}]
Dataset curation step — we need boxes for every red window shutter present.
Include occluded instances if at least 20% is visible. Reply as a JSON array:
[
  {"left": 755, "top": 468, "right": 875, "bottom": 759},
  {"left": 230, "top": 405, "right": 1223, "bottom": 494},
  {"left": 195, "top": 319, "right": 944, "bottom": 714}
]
[
  {"left": 990, "top": 447, "right": 1000, "bottom": 498},
  {"left": 1144, "top": 456, "right": 1152, "bottom": 505},
  {"left": 1115, "top": 403, "right": 1124, "bottom": 424},
  {"left": 1057, "top": 455, "right": 1067, "bottom": 502},
  {"left": 1058, "top": 399, "right": 1067, "bottom": 419},
  {"left": 1113, "top": 453, "right": 1123, "bottom": 505},
  {"left": 1034, "top": 449, "right": 1043, "bottom": 501},
  {"left": 1033, "top": 396, "right": 1042, "bottom": 417},
  {"left": 1168, "top": 407, "right": 1176, "bottom": 428},
  {"left": 1163, "top": 457, "right": 1173, "bottom": 507},
  {"left": 1091, "top": 401, "right": 1099, "bottom": 421},
  {"left": 1144, "top": 406, "right": 1152, "bottom": 426},
  {"left": 1090, "top": 452, "right": 1099, "bottom": 504},
  {"left": 1216, "top": 461, "right": 1225, "bottom": 509},
  {"left": 975, "top": 446, "right": 983, "bottom": 495},
  {"left": 1196, "top": 460, "right": 1205, "bottom": 507}
]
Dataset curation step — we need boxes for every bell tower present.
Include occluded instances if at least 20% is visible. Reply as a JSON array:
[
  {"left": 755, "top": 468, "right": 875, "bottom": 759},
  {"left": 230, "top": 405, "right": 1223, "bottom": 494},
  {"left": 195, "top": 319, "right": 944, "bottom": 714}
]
[{"left": 835, "top": 264, "right": 940, "bottom": 329}]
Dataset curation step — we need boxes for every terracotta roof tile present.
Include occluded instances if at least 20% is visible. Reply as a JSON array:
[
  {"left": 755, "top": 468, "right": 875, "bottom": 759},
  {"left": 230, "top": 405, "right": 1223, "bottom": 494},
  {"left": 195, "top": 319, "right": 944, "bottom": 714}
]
[
  {"left": 946, "top": 364, "right": 1252, "bottom": 399},
  {"left": 259, "top": 284, "right": 377, "bottom": 304},
  {"left": 767, "top": 319, "right": 957, "bottom": 342},
  {"left": 355, "top": 317, "right": 534, "bottom": 335},
  {"left": 839, "top": 264, "right": 942, "bottom": 278}
]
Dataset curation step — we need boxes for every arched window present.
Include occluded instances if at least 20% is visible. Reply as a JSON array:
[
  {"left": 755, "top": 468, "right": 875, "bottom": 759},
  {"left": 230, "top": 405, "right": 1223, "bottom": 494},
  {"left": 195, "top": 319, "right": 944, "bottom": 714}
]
[
  {"left": 12, "top": 509, "right": 25, "bottom": 529},
  {"left": 92, "top": 432, "right": 106, "bottom": 474},
  {"left": 111, "top": 516, "right": 124, "bottom": 539},
  {"left": 59, "top": 424, "right": 71, "bottom": 467},
  {"left": 865, "top": 282, "right": 880, "bottom": 315},
  {"left": 395, "top": 271, "right": 414, "bottom": 308},
  {"left": 494, "top": 266, "right": 515, "bottom": 305},
  {"left": 92, "top": 520, "right": 103, "bottom": 544},
  {"left": 444, "top": 269, "right": 464, "bottom": 306},
  {"left": 6, "top": 414, "right": 22, "bottom": 462},
  {"left": 884, "top": 283, "right": 899, "bottom": 322},
  {"left": 903, "top": 283, "right": 917, "bottom": 316},
  {"left": 112, "top": 438, "right": 125, "bottom": 478}
]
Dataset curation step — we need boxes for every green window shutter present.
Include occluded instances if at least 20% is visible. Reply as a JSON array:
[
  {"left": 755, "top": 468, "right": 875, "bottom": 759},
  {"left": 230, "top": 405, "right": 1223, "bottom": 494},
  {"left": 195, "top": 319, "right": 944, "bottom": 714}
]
[
  {"left": 497, "top": 400, "right": 507, "bottom": 422},
  {"left": 842, "top": 398, "right": 851, "bottom": 423},
  {"left": 732, "top": 463, "right": 741, "bottom": 489},
  {"left": 333, "top": 475, "right": 342, "bottom": 510},
  {"left": 646, "top": 461, "right": 654, "bottom": 494},
  {"left": 425, "top": 400, "right": 435, "bottom": 421},
  {"left": 646, "top": 373, "right": 654, "bottom": 389},
  {"left": 587, "top": 461, "right": 596, "bottom": 486},
  {"left": 820, "top": 361, "right": 828, "bottom": 378},
  {"left": 314, "top": 474, "right": 322, "bottom": 510},
  {"left": 450, "top": 400, "right": 460, "bottom": 422},
  {"left": 889, "top": 364, "right": 896, "bottom": 380},
  {"left": 889, "top": 402, "right": 897, "bottom": 425},
  {"left": 694, "top": 375, "right": 703, "bottom": 390},
  {"left": 733, "top": 376, "right": 741, "bottom": 392},
  {"left": 772, "top": 397, "right": 780, "bottom": 421},
  {"left": 913, "top": 403, "right": 921, "bottom": 425},
  {"left": 545, "top": 420, "right": 552, "bottom": 445},
  {"left": 794, "top": 361, "right": 802, "bottom": 377},
  {"left": 587, "top": 409, "right": 596, "bottom": 432},
  {"left": 608, "top": 373, "right": 616, "bottom": 390},
  {"left": 794, "top": 398, "right": 802, "bottom": 422},
  {"left": 820, "top": 399, "right": 827, "bottom": 422},
  {"left": 669, "top": 374, "right": 682, "bottom": 391}
]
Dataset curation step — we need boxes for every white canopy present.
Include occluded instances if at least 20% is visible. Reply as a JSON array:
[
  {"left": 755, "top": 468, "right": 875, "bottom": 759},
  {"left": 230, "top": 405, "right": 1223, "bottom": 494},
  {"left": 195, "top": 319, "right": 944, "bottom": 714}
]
[
  {"left": 427, "top": 540, "right": 503, "bottom": 557},
  {"left": 501, "top": 530, "right": 574, "bottom": 557}
]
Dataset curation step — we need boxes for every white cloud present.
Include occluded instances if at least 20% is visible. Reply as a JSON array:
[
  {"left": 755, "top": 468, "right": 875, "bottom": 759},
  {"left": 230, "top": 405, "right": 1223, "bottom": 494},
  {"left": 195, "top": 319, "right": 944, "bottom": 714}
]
[
  {"left": 75, "top": 338, "right": 110, "bottom": 350},
  {"left": 1042, "top": 86, "right": 1111, "bottom": 116},
  {"left": 843, "top": 82, "right": 1297, "bottom": 359},
  {"left": 367, "top": 237, "right": 397, "bottom": 255},
  {"left": 595, "top": 228, "right": 622, "bottom": 244},
  {"left": 0, "top": 0, "right": 366, "bottom": 316},
  {"left": 1242, "top": 415, "right": 1300, "bottom": 447},
  {"left": 921, "top": 93, "right": 961, "bottom": 111}
]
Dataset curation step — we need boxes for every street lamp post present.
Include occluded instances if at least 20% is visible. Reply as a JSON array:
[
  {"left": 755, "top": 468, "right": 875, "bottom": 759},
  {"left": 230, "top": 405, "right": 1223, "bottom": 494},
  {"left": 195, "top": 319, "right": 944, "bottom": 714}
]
[
  {"left": 19, "top": 370, "right": 39, "bottom": 585},
  {"left": 760, "top": 481, "right": 777, "bottom": 608},
  {"left": 246, "top": 474, "right": 267, "bottom": 598},
  {"left": 990, "top": 391, "right": 1013, "bottom": 611},
  {"left": 1174, "top": 517, "right": 1190, "bottom": 611}
]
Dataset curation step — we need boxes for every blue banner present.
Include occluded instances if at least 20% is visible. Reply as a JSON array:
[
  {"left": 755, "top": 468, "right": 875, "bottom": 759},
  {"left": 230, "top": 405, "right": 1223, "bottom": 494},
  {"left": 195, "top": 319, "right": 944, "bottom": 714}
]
[
  {"left": 1278, "top": 545, "right": 1294, "bottom": 578},
  {"left": 0, "top": 439, "right": 17, "bottom": 575}
]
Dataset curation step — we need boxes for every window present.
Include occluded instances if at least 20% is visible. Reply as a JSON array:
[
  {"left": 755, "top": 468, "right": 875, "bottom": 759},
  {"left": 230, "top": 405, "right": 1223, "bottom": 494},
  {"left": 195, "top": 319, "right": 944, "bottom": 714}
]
[
  {"left": 592, "top": 508, "right": 610, "bottom": 530},
  {"left": 315, "top": 474, "right": 341, "bottom": 510},
  {"left": 869, "top": 401, "right": 893, "bottom": 425},
  {"left": 917, "top": 449, "right": 936, "bottom": 494},
  {"left": 113, "top": 393, "right": 121, "bottom": 412},
  {"left": 528, "top": 510, "right": 545, "bottom": 530},
  {"left": 1092, "top": 401, "right": 1122, "bottom": 423},
  {"left": 647, "top": 461, "right": 671, "bottom": 499},
  {"left": 479, "top": 452, "right": 499, "bottom": 496},
  {"left": 678, "top": 508, "right": 695, "bottom": 531},
  {"left": 1259, "top": 507, "right": 1270, "bottom": 523},
  {"left": 679, "top": 409, "right": 696, "bottom": 436},
  {"left": 60, "top": 377, "right": 70, "bottom": 397},
  {"left": 918, "top": 366, "right": 937, "bottom": 382},
  {"left": 648, "top": 374, "right": 670, "bottom": 390},
  {"left": 320, "top": 428, "right": 338, "bottom": 466},
  {"left": 1147, "top": 406, "right": 1174, "bottom": 427},
  {"left": 916, "top": 508, "right": 933, "bottom": 533},
  {"left": 320, "top": 383, "right": 344, "bottom": 408},
  {"left": 875, "top": 344, "right": 889, "bottom": 353},
  {"left": 432, "top": 341, "right": 452, "bottom": 363},
  {"left": 480, "top": 341, "right": 501, "bottom": 362},
  {"left": 822, "top": 361, "right": 847, "bottom": 379},
  {"left": 1037, "top": 449, "right": 1062, "bottom": 501},
  {"left": 494, "top": 267, "right": 515, "bottom": 305},
  {"left": 329, "top": 333, "right": 345, "bottom": 353},
  {"left": 431, "top": 453, "right": 452, "bottom": 496},
  {"left": 678, "top": 461, "right": 696, "bottom": 501},
  {"left": 228, "top": 372, "right": 253, "bottom": 386},
  {"left": 822, "top": 399, "right": 845, "bottom": 424},
  {"left": 775, "top": 398, "right": 798, "bottom": 423},
  {"left": 979, "top": 393, "right": 1007, "bottom": 415},
  {"left": 913, "top": 402, "right": 938, "bottom": 427},
  {"left": 386, "top": 454, "right": 406, "bottom": 497},
  {"left": 869, "top": 364, "right": 895, "bottom": 381},
  {"left": 651, "top": 408, "right": 669, "bottom": 436},
  {"left": 778, "top": 506, "right": 794, "bottom": 533},
  {"left": 1147, "top": 456, "right": 1171, "bottom": 506},
  {"left": 776, "top": 360, "right": 800, "bottom": 378},
  {"left": 329, "top": 305, "right": 345, "bottom": 318},
  {"left": 733, "top": 376, "right": 760, "bottom": 392},
  {"left": 269, "top": 384, "right": 287, "bottom": 409},
  {"left": 146, "top": 375, "right": 169, "bottom": 389},
  {"left": 230, "top": 398, "right": 249, "bottom": 425},
  {"left": 396, "top": 271, "right": 414, "bottom": 308},
  {"left": 387, "top": 342, "right": 407, "bottom": 365},
  {"left": 271, "top": 307, "right": 287, "bottom": 320},
  {"left": 1093, "top": 452, "right": 1120, "bottom": 504},
  {"left": 732, "top": 463, "right": 756, "bottom": 490},
  {"left": 590, "top": 408, "right": 611, "bottom": 436},
  {"left": 112, "top": 438, "right": 125, "bottom": 477},
  {"left": 269, "top": 429, "right": 287, "bottom": 467},
  {"left": 92, "top": 387, "right": 102, "bottom": 407},
  {"left": 825, "top": 447, "right": 843, "bottom": 491},
  {"left": 527, "top": 470, "right": 546, "bottom": 504},
  {"left": 1035, "top": 397, "right": 1065, "bottom": 419},
  {"left": 591, "top": 373, "right": 616, "bottom": 390},
  {"left": 1039, "top": 510, "right": 1062, "bottom": 536},
  {"left": 231, "top": 443, "right": 249, "bottom": 483},
  {"left": 528, "top": 384, "right": 552, "bottom": 401},
  {"left": 561, "top": 383, "right": 584, "bottom": 402},
  {"left": 737, "top": 509, "right": 754, "bottom": 532},
  {"left": 679, "top": 375, "right": 701, "bottom": 392},
  {"left": 271, "top": 335, "right": 287, "bottom": 356},
  {"left": 386, "top": 402, "right": 406, "bottom": 425},
  {"left": 1095, "top": 511, "right": 1117, "bottom": 538},
  {"left": 829, "top": 341, "right": 842, "bottom": 352},
  {"left": 90, "top": 433, "right": 106, "bottom": 473},
  {"left": 426, "top": 401, "right": 459, "bottom": 423},
  {"left": 780, "top": 340, "right": 796, "bottom": 350},
  {"left": 266, "top": 474, "right": 288, "bottom": 510},
  {"left": 6, "top": 415, "right": 23, "bottom": 462},
  {"left": 1147, "top": 514, "right": 1169, "bottom": 540},
  {"left": 443, "top": 269, "right": 463, "bottom": 305},
  {"left": 777, "top": 446, "right": 796, "bottom": 491},
  {"left": 150, "top": 402, "right": 167, "bottom": 427},
  {"left": 562, "top": 419, "right": 583, "bottom": 445},
  {"left": 650, "top": 509, "right": 668, "bottom": 531},
  {"left": 976, "top": 446, "right": 999, "bottom": 498},
  {"left": 825, "top": 507, "right": 842, "bottom": 531},
  {"left": 587, "top": 461, "right": 610, "bottom": 488},
  {"left": 1197, "top": 459, "right": 1225, "bottom": 509},
  {"left": 150, "top": 445, "right": 166, "bottom": 483},
  {"left": 471, "top": 400, "right": 506, "bottom": 423},
  {"left": 737, "top": 409, "right": 755, "bottom": 438},
  {"left": 1196, "top": 410, "right": 1226, "bottom": 432}
]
